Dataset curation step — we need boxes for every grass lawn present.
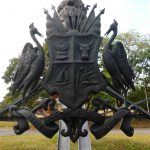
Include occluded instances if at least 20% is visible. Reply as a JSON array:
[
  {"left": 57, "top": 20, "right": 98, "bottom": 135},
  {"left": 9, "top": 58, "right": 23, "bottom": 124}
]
[
  {"left": 0, "top": 122, "right": 16, "bottom": 128},
  {"left": 0, "top": 120, "right": 149, "bottom": 149},
  {"left": 0, "top": 133, "right": 150, "bottom": 150},
  {"left": 0, "top": 121, "right": 34, "bottom": 129},
  {"left": 0, "top": 119, "right": 150, "bottom": 129}
]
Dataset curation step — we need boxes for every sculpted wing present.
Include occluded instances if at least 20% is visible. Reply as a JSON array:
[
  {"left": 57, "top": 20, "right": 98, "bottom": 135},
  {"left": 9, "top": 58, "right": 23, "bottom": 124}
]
[
  {"left": 111, "top": 41, "right": 135, "bottom": 90},
  {"left": 11, "top": 43, "right": 37, "bottom": 94}
]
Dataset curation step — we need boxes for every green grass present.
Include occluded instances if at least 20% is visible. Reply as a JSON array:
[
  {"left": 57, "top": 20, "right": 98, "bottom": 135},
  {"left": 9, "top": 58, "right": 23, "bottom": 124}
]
[
  {"left": 0, "top": 119, "right": 149, "bottom": 129},
  {"left": 0, "top": 119, "right": 150, "bottom": 129},
  {"left": 0, "top": 134, "right": 58, "bottom": 150},
  {"left": 91, "top": 134, "right": 150, "bottom": 150},
  {"left": 0, "top": 133, "right": 150, "bottom": 150},
  {"left": 0, "top": 122, "right": 16, "bottom": 128},
  {"left": 0, "top": 121, "right": 34, "bottom": 129}
]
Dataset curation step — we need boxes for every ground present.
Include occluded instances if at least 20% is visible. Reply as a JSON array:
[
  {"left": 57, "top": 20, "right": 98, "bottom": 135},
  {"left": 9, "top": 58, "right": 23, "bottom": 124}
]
[{"left": 0, "top": 119, "right": 149, "bottom": 150}]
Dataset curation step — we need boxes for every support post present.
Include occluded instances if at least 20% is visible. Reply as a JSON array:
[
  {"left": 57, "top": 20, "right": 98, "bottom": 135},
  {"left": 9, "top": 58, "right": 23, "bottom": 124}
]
[
  {"left": 57, "top": 104, "right": 92, "bottom": 150},
  {"left": 78, "top": 121, "right": 92, "bottom": 150},
  {"left": 57, "top": 120, "right": 70, "bottom": 150}
]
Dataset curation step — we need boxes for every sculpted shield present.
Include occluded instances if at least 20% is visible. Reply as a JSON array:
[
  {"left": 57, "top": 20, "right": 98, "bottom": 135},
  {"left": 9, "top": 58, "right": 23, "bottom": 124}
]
[
  {"left": 42, "top": 33, "right": 106, "bottom": 108},
  {"left": 41, "top": 1, "right": 107, "bottom": 109}
]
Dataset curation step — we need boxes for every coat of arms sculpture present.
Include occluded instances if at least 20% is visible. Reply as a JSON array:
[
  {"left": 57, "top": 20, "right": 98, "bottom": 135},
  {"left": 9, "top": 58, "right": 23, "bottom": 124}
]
[{"left": 1, "top": 0, "right": 149, "bottom": 144}]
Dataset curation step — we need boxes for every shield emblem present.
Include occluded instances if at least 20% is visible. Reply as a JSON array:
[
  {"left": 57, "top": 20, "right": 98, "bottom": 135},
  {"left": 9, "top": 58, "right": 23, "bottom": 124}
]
[{"left": 42, "top": 32, "right": 106, "bottom": 109}]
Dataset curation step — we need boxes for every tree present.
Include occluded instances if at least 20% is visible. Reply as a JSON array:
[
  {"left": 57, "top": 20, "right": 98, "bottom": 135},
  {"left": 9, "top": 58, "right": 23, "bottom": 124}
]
[
  {"left": 98, "top": 30, "right": 150, "bottom": 109},
  {"left": 128, "top": 85, "right": 150, "bottom": 110},
  {"left": 1, "top": 31, "right": 150, "bottom": 110},
  {"left": 2, "top": 58, "right": 19, "bottom": 85},
  {"left": 1, "top": 43, "right": 49, "bottom": 108},
  {"left": 116, "top": 30, "right": 150, "bottom": 110},
  {"left": 116, "top": 30, "right": 150, "bottom": 82}
]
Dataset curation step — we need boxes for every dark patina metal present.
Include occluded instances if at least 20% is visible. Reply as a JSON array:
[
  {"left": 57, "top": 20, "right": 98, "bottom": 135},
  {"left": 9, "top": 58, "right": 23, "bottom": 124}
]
[{"left": 0, "top": 0, "right": 149, "bottom": 144}]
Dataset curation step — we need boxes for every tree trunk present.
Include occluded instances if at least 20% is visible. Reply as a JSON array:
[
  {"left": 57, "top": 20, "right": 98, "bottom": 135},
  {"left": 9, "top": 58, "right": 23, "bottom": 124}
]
[{"left": 144, "top": 80, "right": 149, "bottom": 112}]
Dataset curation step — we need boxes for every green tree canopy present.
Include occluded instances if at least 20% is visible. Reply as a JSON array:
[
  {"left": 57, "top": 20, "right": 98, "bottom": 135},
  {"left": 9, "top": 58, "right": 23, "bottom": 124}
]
[
  {"left": 2, "top": 57, "right": 19, "bottom": 85},
  {"left": 116, "top": 30, "right": 150, "bottom": 82},
  {"left": 99, "top": 30, "right": 150, "bottom": 110},
  {"left": 1, "top": 43, "right": 49, "bottom": 108}
]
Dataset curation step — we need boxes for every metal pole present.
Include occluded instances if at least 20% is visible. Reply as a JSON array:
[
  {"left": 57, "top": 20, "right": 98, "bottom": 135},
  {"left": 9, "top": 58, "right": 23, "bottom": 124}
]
[
  {"left": 57, "top": 104, "right": 92, "bottom": 150},
  {"left": 78, "top": 121, "right": 92, "bottom": 150},
  {"left": 57, "top": 120, "right": 70, "bottom": 150},
  {"left": 78, "top": 104, "right": 92, "bottom": 150},
  {"left": 57, "top": 104, "right": 70, "bottom": 150}
]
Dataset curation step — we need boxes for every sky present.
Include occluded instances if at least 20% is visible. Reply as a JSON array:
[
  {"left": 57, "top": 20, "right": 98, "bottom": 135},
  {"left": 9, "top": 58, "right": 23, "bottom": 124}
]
[{"left": 0, "top": 0, "right": 149, "bottom": 102}]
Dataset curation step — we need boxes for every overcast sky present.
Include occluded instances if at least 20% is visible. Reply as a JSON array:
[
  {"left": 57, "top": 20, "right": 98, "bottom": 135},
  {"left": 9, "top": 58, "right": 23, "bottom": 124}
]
[{"left": 0, "top": 0, "right": 149, "bottom": 102}]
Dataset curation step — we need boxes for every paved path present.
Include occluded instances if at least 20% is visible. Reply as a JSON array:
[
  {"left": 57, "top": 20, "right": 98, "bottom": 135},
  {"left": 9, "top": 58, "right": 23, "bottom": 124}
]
[
  {"left": 110, "top": 128, "right": 150, "bottom": 134},
  {"left": 0, "top": 128, "right": 38, "bottom": 136},
  {"left": 0, "top": 128, "right": 149, "bottom": 136}
]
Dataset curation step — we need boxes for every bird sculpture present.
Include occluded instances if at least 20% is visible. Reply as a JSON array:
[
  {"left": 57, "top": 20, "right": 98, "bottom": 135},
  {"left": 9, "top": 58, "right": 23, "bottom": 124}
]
[
  {"left": 11, "top": 23, "right": 45, "bottom": 106},
  {"left": 103, "top": 19, "right": 135, "bottom": 107}
]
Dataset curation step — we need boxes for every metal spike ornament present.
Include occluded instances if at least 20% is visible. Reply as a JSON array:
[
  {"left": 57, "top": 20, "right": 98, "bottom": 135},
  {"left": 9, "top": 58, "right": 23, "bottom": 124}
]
[{"left": 9, "top": 0, "right": 138, "bottom": 143}]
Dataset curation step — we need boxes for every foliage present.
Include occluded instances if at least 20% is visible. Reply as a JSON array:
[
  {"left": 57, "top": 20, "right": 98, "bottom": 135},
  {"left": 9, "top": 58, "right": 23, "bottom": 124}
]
[
  {"left": 0, "top": 93, "right": 16, "bottom": 109},
  {"left": 100, "top": 30, "right": 150, "bottom": 84},
  {"left": 2, "top": 58, "right": 19, "bottom": 84},
  {"left": 1, "top": 30, "right": 150, "bottom": 111},
  {"left": 116, "top": 30, "right": 150, "bottom": 83},
  {"left": 99, "top": 30, "right": 150, "bottom": 107},
  {"left": 0, "top": 43, "right": 49, "bottom": 109},
  {"left": 116, "top": 31, "right": 150, "bottom": 110},
  {"left": 128, "top": 85, "right": 150, "bottom": 109},
  {"left": 128, "top": 86, "right": 148, "bottom": 102}
]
